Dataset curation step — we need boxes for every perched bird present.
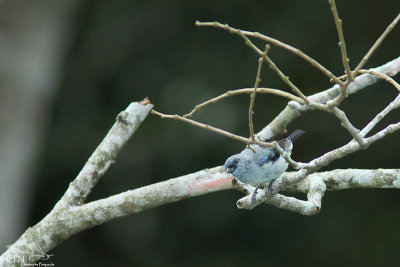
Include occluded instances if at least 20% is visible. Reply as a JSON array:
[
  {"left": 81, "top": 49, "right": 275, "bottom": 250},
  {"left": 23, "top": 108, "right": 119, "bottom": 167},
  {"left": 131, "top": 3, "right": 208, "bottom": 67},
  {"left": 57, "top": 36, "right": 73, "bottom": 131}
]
[{"left": 224, "top": 130, "right": 305, "bottom": 190}]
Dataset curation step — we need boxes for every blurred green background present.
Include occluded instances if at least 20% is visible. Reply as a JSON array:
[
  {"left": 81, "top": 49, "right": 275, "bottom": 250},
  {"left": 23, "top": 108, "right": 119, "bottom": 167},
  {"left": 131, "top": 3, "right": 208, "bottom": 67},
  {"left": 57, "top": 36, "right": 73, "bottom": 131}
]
[{"left": 2, "top": 0, "right": 400, "bottom": 266}]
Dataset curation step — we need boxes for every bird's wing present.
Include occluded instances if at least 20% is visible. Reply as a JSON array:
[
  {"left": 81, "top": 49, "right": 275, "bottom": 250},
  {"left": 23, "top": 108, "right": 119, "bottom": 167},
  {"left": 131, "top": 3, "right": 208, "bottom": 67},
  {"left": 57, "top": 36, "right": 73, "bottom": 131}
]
[{"left": 258, "top": 149, "right": 280, "bottom": 166}]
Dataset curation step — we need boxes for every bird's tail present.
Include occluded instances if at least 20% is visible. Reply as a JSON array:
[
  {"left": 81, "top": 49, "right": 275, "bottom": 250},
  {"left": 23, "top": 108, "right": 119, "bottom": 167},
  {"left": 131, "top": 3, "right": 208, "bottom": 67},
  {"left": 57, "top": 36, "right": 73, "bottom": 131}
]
[{"left": 286, "top": 129, "right": 305, "bottom": 142}]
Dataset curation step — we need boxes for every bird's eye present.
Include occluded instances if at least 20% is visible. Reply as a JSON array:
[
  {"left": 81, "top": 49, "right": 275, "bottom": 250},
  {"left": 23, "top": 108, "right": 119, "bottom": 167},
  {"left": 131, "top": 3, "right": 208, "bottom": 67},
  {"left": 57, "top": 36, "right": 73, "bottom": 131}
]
[{"left": 226, "top": 158, "right": 239, "bottom": 173}]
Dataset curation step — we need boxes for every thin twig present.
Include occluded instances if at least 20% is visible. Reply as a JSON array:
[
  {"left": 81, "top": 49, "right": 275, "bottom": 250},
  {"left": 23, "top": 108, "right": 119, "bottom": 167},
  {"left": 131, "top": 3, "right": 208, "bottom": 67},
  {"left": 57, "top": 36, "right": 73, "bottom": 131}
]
[
  {"left": 184, "top": 88, "right": 305, "bottom": 118},
  {"left": 330, "top": 107, "right": 366, "bottom": 147},
  {"left": 256, "top": 56, "right": 400, "bottom": 142},
  {"left": 270, "top": 141, "right": 306, "bottom": 169},
  {"left": 262, "top": 51, "right": 309, "bottom": 102},
  {"left": 366, "top": 120, "right": 400, "bottom": 143},
  {"left": 153, "top": 110, "right": 276, "bottom": 148},
  {"left": 209, "top": 23, "right": 308, "bottom": 103},
  {"left": 352, "top": 12, "right": 400, "bottom": 77},
  {"left": 329, "top": 0, "right": 353, "bottom": 81},
  {"left": 326, "top": 11, "right": 400, "bottom": 108},
  {"left": 249, "top": 52, "right": 266, "bottom": 142},
  {"left": 154, "top": 110, "right": 302, "bottom": 169},
  {"left": 358, "top": 69, "right": 400, "bottom": 92},
  {"left": 268, "top": 116, "right": 400, "bottom": 196},
  {"left": 360, "top": 93, "right": 400, "bottom": 137},
  {"left": 307, "top": 101, "right": 366, "bottom": 146},
  {"left": 196, "top": 21, "right": 344, "bottom": 86}
]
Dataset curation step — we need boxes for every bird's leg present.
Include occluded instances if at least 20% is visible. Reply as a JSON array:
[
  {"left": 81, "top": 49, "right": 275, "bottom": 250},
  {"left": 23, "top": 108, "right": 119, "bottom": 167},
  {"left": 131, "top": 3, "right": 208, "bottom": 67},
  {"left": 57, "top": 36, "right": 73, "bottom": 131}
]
[
  {"left": 267, "top": 178, "right": 277, "bottom": 192},
  {"left": 251, "top": 183, "right": 264, "bottom": 204}
]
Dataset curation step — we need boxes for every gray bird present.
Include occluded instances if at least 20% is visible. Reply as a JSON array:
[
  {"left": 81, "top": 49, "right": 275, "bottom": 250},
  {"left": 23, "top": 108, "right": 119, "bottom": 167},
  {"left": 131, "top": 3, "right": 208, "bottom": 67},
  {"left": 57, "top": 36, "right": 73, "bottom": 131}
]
[{"left": 224, "top": 130, "right": 305, "bottom": 191}]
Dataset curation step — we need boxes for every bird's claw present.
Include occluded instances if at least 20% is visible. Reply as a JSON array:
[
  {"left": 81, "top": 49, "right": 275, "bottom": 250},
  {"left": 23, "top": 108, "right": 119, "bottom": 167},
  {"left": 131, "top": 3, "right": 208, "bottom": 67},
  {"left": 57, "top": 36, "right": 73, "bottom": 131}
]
[
  {"left": 267, "top": 178, "right": 277, "bottom": 193},
  {"left": 251, "top": 183, "right": 263, "bottom": 204}
]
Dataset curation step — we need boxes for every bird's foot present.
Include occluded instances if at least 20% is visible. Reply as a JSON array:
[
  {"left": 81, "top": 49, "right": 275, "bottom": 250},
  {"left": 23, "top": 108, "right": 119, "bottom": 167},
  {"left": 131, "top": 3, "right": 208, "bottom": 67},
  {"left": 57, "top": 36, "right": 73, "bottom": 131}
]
[
  {"left": 251, "top": 183, "right": 264, "bottom": 204},
  {"left": 267, "top": 178, "right": 277, "bottom": 193}
]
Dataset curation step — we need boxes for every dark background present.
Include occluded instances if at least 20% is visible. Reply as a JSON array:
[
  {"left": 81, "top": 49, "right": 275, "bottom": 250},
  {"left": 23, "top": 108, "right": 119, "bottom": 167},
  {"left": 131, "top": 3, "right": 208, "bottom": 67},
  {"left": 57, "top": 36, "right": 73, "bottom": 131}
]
[{"left": 26, "top": 0, "right": 400, "bottom": 265}]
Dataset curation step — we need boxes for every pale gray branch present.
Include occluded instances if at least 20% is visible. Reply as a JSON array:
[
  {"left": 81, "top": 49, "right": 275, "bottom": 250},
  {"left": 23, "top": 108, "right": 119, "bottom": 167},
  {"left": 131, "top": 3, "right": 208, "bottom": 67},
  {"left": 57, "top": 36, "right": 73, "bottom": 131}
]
[
  {"left": 330, "top": 107, "right": 366, "bottom": 146},
  {"left": 361, "top": 93, "right": 400, "bottom": 137},
  {"left": 236, "top": 168, "right": 400, "bottom": 213},
  {"left": 54, "top": 101, "right": 154, "bottom": 210},
  {"left": 0, "top": 100, "right": 153, "bottom": 266},
  {"left": 236, "top": 176, "right": 326, "bottom": 215}
]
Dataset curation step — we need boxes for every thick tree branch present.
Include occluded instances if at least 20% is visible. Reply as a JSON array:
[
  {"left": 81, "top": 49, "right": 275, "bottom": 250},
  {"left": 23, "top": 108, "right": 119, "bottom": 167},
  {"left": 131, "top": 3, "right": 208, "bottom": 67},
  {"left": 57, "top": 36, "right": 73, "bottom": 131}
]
[
  {"left": 3, "top": 166, "right": 399, "bottom": 265},
  {"left": 0, "top": 100, "right": 153, "bottom": 265},
  {"left": 54, "top": 100, "right": 153, "bottom": 210}
]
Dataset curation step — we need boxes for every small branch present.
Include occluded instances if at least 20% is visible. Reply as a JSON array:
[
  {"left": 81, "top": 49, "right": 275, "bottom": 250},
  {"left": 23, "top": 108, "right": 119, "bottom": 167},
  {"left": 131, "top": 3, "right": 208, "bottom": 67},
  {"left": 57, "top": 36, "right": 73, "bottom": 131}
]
[
  {"left": 269, "top": 116, "right": 400, "bottom": 195},
  {"left": 198, "top": 21, "right": 309, "bottom": 103},
  {"left": 153, "top": 110, "right": 277, "bottom": 148},
  {"left": 366, "top": 120, "right": 400, "bottom": 144},
  {"left": 329, "top": 0, "right": 353, "bottom": 81},
  {"left": 330, "top": 107, "right": 366, "bottom": 147},
  {"left": 184, "top": 88, "right": 304, "bottom": 118},
  {"left": 358, "top": 69, "right": 400, "bottom": 92},
  {"left": 361, "top": 93, "right": 400, "bottom": 137},
  {"left": 303, "top": 101, "right": 366, "bottom": 146},
  {"left": 286, "top": 168, "right": 400, "bottom": 192},
  {"left": 262, "top": 51, "right": 309, "bottom": 102},
  {"left": 270, "top": 141, "right": 306, "bottom": 169},
  {"left": 196, "top": 21, "right": 344, "bottom": 86},
  {"left": 352, "top": 12, "right": 400, "bottom": 76},
  {"left": 236, "top": 176, "right": 326, "bottom": 215},
  {"left": 256, "top": 56, "right": 400, "bottom": 141},
  {"left": 249, "top": 52, "right": 266, "bottom": 142},
  {"left": 154, "top": 111, "right": 305, "bottom": 169}
]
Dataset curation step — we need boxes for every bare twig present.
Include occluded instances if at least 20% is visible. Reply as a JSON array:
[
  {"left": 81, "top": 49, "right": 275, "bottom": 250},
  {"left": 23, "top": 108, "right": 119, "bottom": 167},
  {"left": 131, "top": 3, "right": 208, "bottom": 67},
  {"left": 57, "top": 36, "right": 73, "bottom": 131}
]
[
  {"left": 268, "top": 118, "right": 400, "bottom": 196},
  {"left": 153, "top": 110, "right": 279, "bottom": 148},
  {"left": 184, "top": 87, "right": 305, "bottom": 118},
  {"left": 256, "top": 56, "right": 400, "bottom": 141},
  {"left": 249, "top": 53, "right": 265, "bottom": 142},
  {"left": 367, "top": 120, "right": 400, "bottom": 143},
  {"left": 154, "top": 111, "right": 304, "bottom": 169},
  {"left": 196, "top": 21, "right": 344, "bottom": 86},
  {"left": 199, "top": 21, "right": 309, "bottom": 103},
  {"left": 360, "top": 93, "right": 400, "bottom": 137},
  {"left": 269, "top": 141, "right": 306, "bottom": 169},
  {"left": 329, "top": 0, "right": 353, "bottom": 81},
  {"left": 329, "top": 12, "right": 400, "bottom": 109},
  {"left": 330, "top": 107, "right": 366, "bottom": 147},
  {"left": 358, "top": 69, "right": 400, "bottom": 92},
  {"left": 262, "top": 51, "right": 309, "bottom": 102},
  {"left": 309, "top": 100, "right": 366, "bottom": 146},
  {"left": 352, "top": 12, "right": 400, "bottom": 77}
]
